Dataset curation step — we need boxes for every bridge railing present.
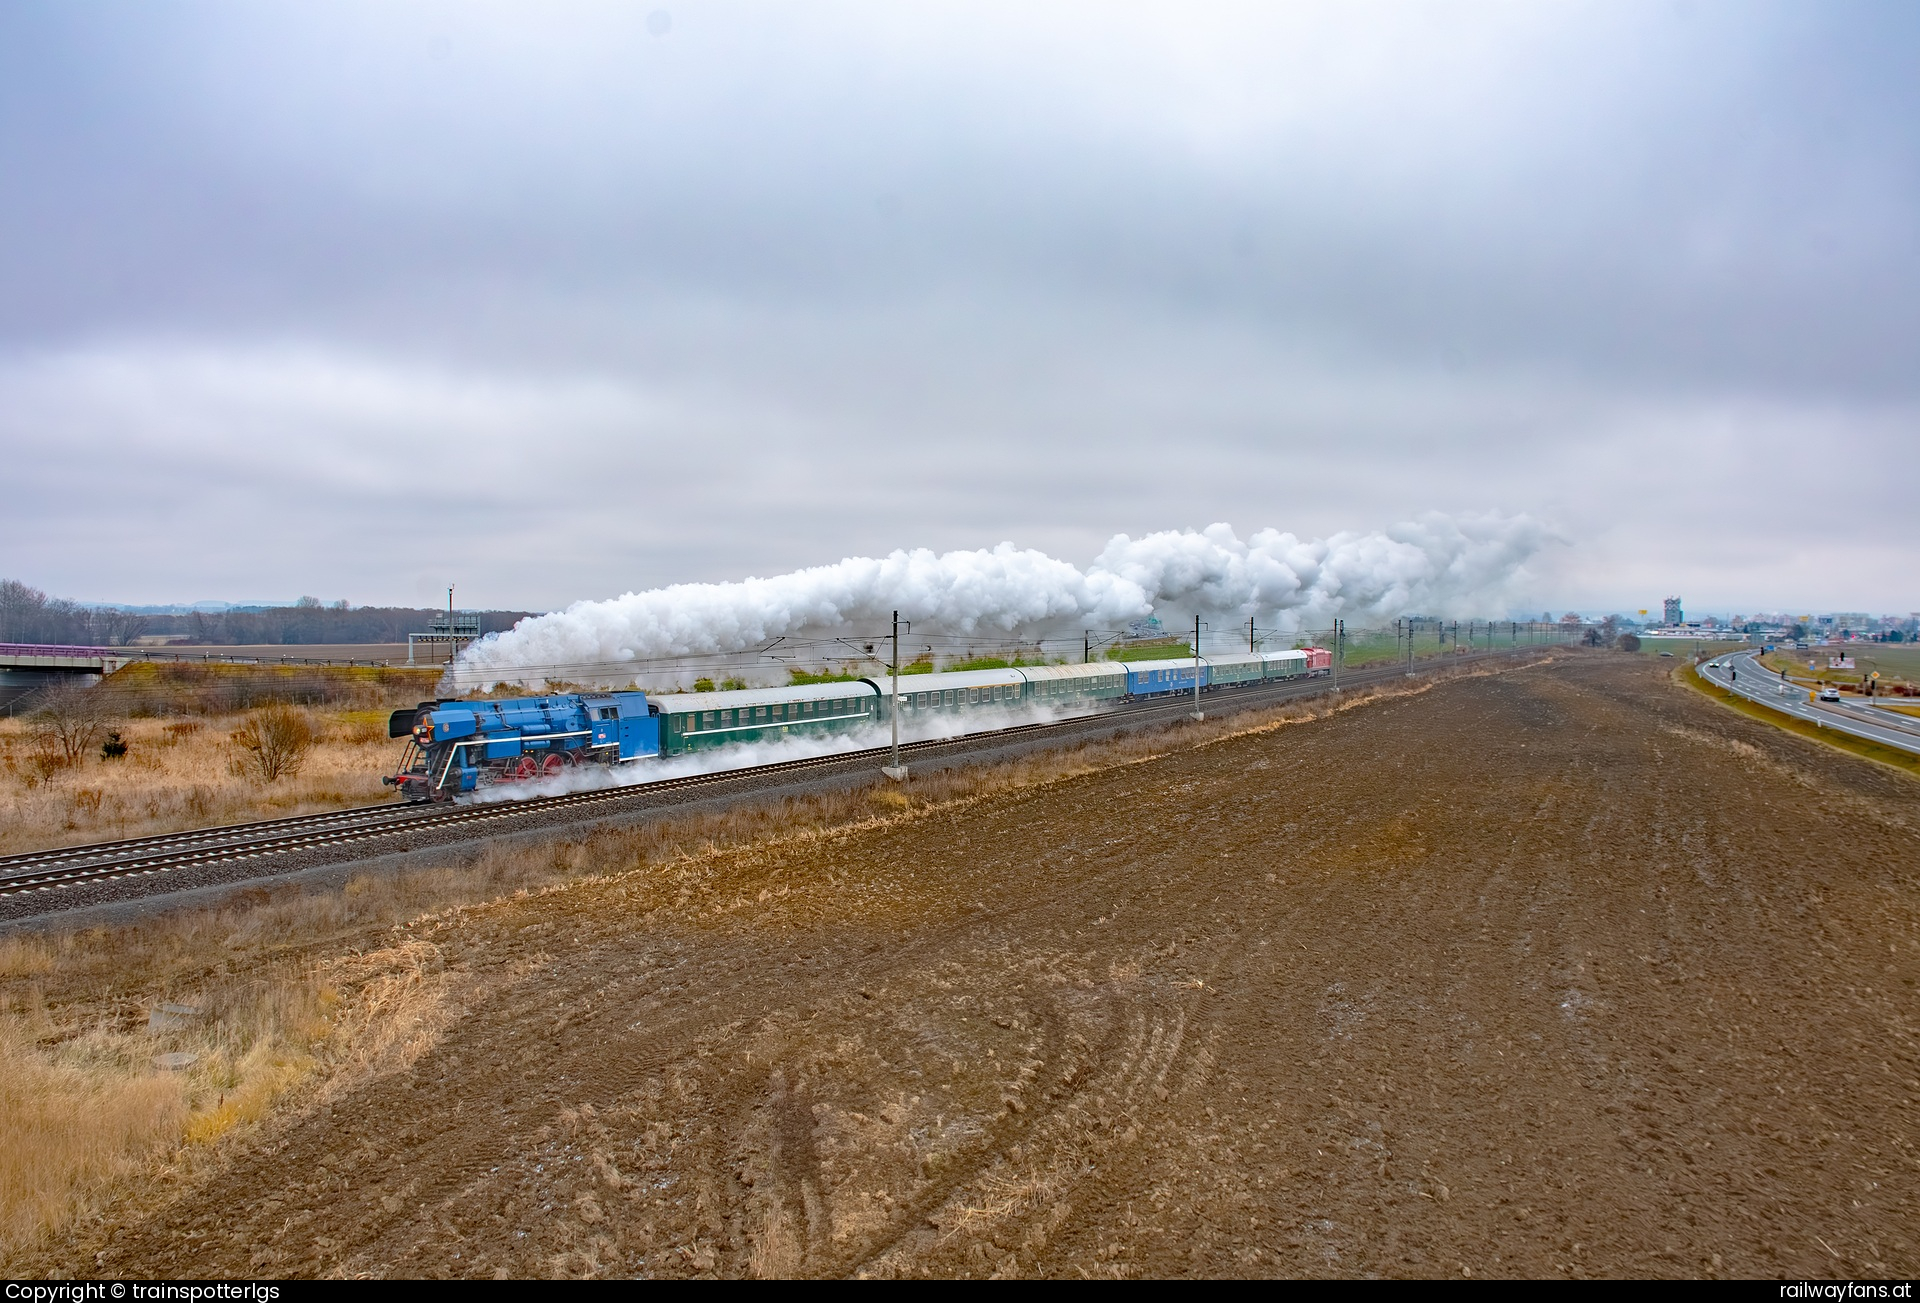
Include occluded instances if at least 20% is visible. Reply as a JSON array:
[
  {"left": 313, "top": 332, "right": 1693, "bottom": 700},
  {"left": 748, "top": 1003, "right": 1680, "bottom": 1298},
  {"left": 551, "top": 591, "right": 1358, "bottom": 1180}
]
[{"left": 0, "top": 643, "right": 125, "bottom": 658}]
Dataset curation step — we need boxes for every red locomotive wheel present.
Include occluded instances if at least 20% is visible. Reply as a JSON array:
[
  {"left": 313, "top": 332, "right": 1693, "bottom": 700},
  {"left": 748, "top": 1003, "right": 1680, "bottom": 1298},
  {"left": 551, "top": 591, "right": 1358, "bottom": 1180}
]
[
  {"left": 541, "top": 752, "right": 567, "bottom": 777},
  {"left": 509, "top": 756, "right": 539, "bottom": 780}
]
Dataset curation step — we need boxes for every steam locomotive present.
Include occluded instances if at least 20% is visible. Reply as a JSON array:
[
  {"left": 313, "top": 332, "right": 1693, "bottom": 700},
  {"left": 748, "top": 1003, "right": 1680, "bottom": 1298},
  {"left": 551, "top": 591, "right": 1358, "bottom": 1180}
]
[{"left": 384, "top": 647, "right": 1331, "bottom": 802}]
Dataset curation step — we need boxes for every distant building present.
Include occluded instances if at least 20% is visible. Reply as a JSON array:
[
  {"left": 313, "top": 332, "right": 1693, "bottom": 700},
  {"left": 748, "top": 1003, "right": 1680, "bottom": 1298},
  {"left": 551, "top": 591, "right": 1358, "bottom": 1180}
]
[
  {"left": 408, "top": 611, "right": 480, "bottom": 664},
  {"left": 1663, "top": 597, "right": 1684, "bottom": 625}
]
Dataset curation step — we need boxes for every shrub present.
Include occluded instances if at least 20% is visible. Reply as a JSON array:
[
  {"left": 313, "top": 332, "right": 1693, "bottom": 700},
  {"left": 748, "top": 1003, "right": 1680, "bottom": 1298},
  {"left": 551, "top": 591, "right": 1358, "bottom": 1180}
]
[
  {"left": 692, "top": 678, "right": 715, "bottom": 693},
  {"left": 1617, "top": 634, "right": 1642, "bottom": 652},
  {"left": 25, "top": 728, "right": 70, "bottom": 784},
  {"left": 101, "top": 731, "right": 128, "bottom": 761},
  {"left": 230, "top": 705, "right": 316, "bottom": 783}
]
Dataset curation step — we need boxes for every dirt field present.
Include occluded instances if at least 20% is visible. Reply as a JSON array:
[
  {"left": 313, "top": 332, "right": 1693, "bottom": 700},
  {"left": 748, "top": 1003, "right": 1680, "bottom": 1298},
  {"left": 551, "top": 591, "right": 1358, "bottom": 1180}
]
[{"left": 41, "top": 656, "right": 1920, "bottom": 1278}]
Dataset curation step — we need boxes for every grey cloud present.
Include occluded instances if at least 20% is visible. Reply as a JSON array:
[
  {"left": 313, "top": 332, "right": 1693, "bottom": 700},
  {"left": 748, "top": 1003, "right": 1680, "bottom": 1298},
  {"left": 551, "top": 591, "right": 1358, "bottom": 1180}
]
[{"left": 0, "top": 1, "right": 1914, "bottom": 615}]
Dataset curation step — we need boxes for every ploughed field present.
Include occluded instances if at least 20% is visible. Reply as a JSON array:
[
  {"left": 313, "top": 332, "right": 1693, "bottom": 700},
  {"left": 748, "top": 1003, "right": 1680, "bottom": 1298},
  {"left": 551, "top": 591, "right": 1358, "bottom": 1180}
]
[{"left": 81, "top": 657, "right": 1920, "bottom": 1278}]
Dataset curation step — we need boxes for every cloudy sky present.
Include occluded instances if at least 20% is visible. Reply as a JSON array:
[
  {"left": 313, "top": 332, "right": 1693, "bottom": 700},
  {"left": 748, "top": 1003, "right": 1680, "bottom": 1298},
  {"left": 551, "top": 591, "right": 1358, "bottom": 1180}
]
[{"left": 1, "top": 1, "right": 1914, "bottom": 616}]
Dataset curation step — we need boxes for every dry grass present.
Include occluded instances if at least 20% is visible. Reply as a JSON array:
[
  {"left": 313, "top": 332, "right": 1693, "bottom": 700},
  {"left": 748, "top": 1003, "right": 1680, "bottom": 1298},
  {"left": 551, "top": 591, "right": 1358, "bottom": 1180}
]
[
  {"left": 0, "top": 1024, "right": 185, "bottom": 1253},
  {"left": 0, "top": 708, "right": 398, "bottom": 856},
  {"left": 0, "top": 918, "right": 482, "bottom": 1265},
  {"left": 0, "top": 652, "right": 1559, "bottom": 1269}
]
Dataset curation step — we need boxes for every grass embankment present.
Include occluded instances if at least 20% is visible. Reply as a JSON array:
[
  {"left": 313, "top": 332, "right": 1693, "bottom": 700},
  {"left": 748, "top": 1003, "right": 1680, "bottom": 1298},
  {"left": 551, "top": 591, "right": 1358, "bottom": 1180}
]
[
  {"left": 1682, "top": 663, "right": 1920, "bottom": 780},
  {"left": 100, "top": 661, "right": 441, "bottom": 715},
  {"left": 0, "top": 651, "right": 1558, "bottom": 1269}
]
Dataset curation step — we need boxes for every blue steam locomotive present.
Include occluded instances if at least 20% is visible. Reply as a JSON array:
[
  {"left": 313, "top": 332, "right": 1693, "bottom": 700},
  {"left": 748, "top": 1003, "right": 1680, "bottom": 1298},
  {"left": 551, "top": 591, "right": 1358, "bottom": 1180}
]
[{"left": 384, "top": 647, "right": 1330, "bottom": 802}]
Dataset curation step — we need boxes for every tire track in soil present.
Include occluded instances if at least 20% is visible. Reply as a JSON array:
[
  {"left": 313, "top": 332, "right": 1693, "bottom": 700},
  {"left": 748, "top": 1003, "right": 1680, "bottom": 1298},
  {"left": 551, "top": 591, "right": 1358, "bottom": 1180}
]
[{"left": 61, "top": 657, "right": 1920, "bottom": 1278}]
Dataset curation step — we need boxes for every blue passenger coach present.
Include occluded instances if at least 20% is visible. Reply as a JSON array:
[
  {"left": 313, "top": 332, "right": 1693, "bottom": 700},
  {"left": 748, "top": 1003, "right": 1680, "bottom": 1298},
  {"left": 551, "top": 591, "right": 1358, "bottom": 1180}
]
[{"left": 1123, "top": 657, "right": 1208, "bottom": 698}]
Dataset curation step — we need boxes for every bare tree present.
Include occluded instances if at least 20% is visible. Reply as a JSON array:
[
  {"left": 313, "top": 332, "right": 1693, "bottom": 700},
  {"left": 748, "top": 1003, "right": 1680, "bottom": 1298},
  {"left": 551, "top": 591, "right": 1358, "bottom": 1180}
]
[
  {"left": 30, "top": 679, "right": 110, "bottom": 769},
  {"left": 0, "top": 579, "right": 45, "bottom": 643},
  {"left": 230, "top": 704, "right": 316, "bottom": 782},
  {"left": 95, "top": 608, "right": 149, "bottom": 646}
]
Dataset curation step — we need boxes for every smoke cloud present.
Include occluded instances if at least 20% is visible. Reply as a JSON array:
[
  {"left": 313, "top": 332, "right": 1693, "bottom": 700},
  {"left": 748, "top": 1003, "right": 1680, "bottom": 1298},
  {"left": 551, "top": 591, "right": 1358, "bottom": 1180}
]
[{"left": 454, "top": 512, "right": 1552, "bottom": 685}]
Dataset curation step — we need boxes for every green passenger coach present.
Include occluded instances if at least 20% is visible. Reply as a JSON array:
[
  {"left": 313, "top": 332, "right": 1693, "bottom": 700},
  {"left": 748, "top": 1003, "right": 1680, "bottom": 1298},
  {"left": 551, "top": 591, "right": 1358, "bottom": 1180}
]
[{"left": 652, "top": 680, "right": 883, "bottom": 756}]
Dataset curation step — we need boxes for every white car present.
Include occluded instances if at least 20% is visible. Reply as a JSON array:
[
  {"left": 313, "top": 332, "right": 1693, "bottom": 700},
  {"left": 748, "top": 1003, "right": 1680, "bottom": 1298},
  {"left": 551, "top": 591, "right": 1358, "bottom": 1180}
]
[{"left": 1818, "top": 687, "right": 1841, "bottom": 703}]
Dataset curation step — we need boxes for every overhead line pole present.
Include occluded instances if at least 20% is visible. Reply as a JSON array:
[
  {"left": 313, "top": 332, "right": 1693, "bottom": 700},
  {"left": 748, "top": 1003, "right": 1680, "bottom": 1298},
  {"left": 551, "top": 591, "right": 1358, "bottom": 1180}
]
[
  {"left": 1192, "top": 614, "right": 1205, "bottom": 721},
  {"left": 883, "top": 609, "right": 909, "bottom": 781}
]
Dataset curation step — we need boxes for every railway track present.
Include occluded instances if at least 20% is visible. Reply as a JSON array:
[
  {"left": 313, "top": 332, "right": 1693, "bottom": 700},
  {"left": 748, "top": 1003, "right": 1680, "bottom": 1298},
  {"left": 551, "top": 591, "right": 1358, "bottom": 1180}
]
[{"left": 0, "top": 648, "right": 1550, "bottom": 906}]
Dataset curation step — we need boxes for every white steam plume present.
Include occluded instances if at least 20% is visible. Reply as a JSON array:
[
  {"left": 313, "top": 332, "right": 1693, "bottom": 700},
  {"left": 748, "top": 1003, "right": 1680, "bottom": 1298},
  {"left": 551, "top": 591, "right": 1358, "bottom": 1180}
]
[{"left": 454, "top": 511, "right": 1553, "bottom": 687}]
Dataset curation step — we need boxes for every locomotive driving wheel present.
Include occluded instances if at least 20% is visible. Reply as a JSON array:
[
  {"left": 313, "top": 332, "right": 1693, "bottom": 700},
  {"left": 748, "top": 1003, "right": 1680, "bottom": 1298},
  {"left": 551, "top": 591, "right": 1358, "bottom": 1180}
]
[
  {"left": 540, "top": 751, "right": 568, "bottom": 778},
  {"left": 509, "top": 755, "right": 539, "bottom": 780}
]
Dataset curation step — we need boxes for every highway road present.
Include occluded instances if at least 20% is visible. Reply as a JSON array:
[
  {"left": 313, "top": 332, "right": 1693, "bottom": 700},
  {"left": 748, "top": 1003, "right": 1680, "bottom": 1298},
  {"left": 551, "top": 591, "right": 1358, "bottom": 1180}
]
[{"left": 1696, "top": 649, "right": 1920, "bottom": 757}]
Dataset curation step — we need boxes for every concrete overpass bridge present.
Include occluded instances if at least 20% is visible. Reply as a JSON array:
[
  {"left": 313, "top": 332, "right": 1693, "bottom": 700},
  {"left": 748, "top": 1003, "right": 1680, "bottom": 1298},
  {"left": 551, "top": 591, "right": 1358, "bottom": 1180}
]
[{"left": 0, "top": 643, "right": 134, "bottom": 713}]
